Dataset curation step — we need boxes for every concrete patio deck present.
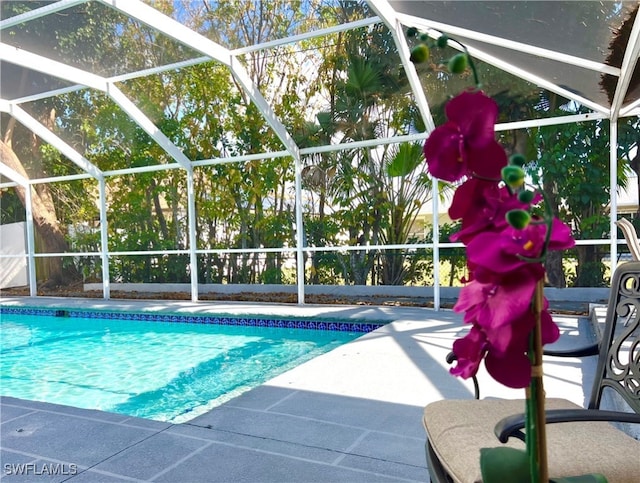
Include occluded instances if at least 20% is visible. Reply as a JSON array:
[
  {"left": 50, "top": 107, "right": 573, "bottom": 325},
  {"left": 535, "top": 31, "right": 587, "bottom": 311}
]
[{"left": 0, "top": 297, "right": 598, "bottom": 482}]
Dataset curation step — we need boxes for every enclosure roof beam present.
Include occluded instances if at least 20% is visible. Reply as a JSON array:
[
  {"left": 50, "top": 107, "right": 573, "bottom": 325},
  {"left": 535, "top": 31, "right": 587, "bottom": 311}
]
[
  {"left": 9, "top": 56, "right": 213, "bottom": 106},
  {"left": 466, "top": 41, "right": 608, "bottom": 115},
  {"left": 99, "top": 0, "right": 300, "bottom": 159},
  {"left": 392, "top": 12, "right": 620, "bottom": 76},
  {"left": 106, "top": 84, "right": 193, "bottom": 171},
  {"left": 97, "top": 0, "right": 232, "bottom": 67},
  {"left": 0, "top": 100, "right": 103, "bottom": 180},
  {"left": 0, "top": 43, "right": 193, "bottom": 171},
  {"left": 0, "top": 0, "right": 89, "bottom": 30},
  {"left": 231, "top": 16, "right": 381, "bottom": 56},
  {"left": 0, "top": 42, "right": 108, "bottom": 91},
  {"left": 394, "top": 13, "right": 611, "bottom": 115},
  {"left": 0, "top": 161, "right": 28, "bottom": 188},
  {"left": 621, "top": 98, "right": 640, "bottom": 118},
  {"left": 229, "top": 58, "right": 300, "bottom": 159},
  {"left": 368, "top": 0, "right": 435, "bottom": 132},
  {"left": 609, "top": 11, "right": 640, "bottom": 122}
]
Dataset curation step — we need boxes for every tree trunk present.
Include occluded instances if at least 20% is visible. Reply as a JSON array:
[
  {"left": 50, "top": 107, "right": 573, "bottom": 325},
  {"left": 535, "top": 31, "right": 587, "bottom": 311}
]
[
  {"left": 545, "top": 250, "right": 566, "bottom": 288},
  {"left": 573, "top": 245, "right": 605, "bottom": 287},
  {"left": 0, "top": 140, "right": 79, "bottom": 288},
  {"left": 542, "top": 175, "right": 567, "bottom": 288}
]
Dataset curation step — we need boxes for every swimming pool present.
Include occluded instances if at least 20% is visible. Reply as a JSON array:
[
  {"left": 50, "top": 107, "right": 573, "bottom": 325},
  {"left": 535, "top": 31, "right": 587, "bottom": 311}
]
[{"left": 0, "top": 309, "right": 378, "bottom": 423}]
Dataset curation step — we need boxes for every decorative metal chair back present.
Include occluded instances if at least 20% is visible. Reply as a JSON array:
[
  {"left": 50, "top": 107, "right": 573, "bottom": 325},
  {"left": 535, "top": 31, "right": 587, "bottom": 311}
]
[
  {"left": 588, "top": 261, "right": 640, "bottom": 413},
  {"left": 616, "top": 218, "right": 640, "bottom": 261}
]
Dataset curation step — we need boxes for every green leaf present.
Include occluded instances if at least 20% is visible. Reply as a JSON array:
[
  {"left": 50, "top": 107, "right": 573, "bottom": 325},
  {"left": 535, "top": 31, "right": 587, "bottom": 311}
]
[
  {"left": 345, "top": 57, "right": 382, "bottom": 96},
  {"left": 317, "top": 112, "right": 333, "bottom": 132},
  {"left": 551, "top": 475, "right": 608, "bottom": 483},
  {"left": 386, "top": 143, "right": 424, "bottom": 177},
  {"left": 480, "top": 447, "right": 531, "bottom": 483},
  {"left": 481, "top": 448, "right": 607, "bottom": 483}
]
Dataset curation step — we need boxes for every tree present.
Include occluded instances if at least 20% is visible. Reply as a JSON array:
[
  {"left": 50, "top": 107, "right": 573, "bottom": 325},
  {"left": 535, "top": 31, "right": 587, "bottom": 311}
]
[
  {"left": 0, "top": 140, "right": 80, "bottom": 287},
  {"left": 618, "top": 116, "right": 640, "bottom": 219},
  {"left": 0, "top": 0, "right": 144, "bottom": 287},
  {"left": 530, "top": 111, "right": 629, "bottom": 287},
  {"left": 175, "top": 0, "right": 323, "bottom": 284},
  {"left": 303, "top": 7, "right": 434, "bottom": 285},
  {"left": 382, "top": 142, "right": 433, "bottom": 285}
]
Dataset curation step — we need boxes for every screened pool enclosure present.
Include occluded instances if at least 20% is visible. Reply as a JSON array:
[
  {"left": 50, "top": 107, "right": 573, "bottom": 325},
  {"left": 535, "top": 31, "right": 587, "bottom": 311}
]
[{"left": 1, "top": 1, "right": 639, "bottom": 307}]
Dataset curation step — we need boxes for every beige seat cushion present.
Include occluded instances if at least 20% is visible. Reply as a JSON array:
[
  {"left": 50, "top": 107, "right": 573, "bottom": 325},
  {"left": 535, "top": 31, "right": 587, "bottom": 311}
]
[{"left": 423, "top": 398, "right": 640, "bottom": 483}]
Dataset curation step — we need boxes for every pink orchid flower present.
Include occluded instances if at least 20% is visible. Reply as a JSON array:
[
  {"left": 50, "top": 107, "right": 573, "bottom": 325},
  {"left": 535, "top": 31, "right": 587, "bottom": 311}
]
[
  {"left": 423, "top": 90, "right": 507, "bottom": 182},
  {"left": 466, "top": 218, "right": 575, "bottom": 282},
  {"left": 449, "top": 180, "right": 536, "bottom": 244},
  {"left": 430, "top": 88, "right": 577, "bottom": 391},
  {"left": 452, "top": 274, "right": 560, "bottom": 388}
]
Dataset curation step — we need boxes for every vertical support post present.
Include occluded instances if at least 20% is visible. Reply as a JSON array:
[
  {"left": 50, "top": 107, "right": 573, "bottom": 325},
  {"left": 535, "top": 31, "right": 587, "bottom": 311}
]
[
  {"left": 432, "top": 177, "right": 440, "bottom": 310},
  {"left": 24, "top": 183, "right": 37, "bottom": 296},
  {"left": 294, "top": 154, "right": 306, "bottom": 305},
  {"left": 610, "top": 120, "right": 618, "bottom": 272},
  {"left": 187, "top": 169, "right": 199, "bottom": 302},
  {"left": 99, "top": 177, "right": 110, "bottom": 299}
]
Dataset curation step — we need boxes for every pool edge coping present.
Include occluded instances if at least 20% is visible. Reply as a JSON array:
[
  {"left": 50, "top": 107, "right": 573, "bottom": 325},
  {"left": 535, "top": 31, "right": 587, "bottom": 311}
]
[{"left": 0, "top": 305, "right": 387, "bottom": 333}]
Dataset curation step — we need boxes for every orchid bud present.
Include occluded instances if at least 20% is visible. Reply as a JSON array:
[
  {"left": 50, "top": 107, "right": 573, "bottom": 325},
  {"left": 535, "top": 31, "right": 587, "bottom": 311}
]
[
  {"left": 410, "top": 44, "right": 430, "bottom": 64},
  {"left": 501, "top": 165, "right": 526, "bottom": 189},
  {"left": 447, "top": 53, "right": 468, "bottom": 74},
  {"left": 407, "top": 27, "right": 418, "bottom": 38},
  {"left": 420, "top": 33, "right": 430, "bottom": 42},
  {"left": 518, "top": 190, "right": 535, "bottom": 204},
  {"left": 509, "top": 153, "right": 526, "bottom": 167},
  {"left": 506, "top": 209, "right": 531, "bottom": 229},
  {"left": 437, "top": 34, "right": 449, "bottom": 48}
]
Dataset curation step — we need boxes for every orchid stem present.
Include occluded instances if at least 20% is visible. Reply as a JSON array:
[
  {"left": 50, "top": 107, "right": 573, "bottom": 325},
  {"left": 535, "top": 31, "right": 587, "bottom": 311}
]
[
  {"left": 528, "top": 279, "right": 549, "bottom": 482},
  {"left": 467, "top": 54, "right": 480, "bottom": 89}
]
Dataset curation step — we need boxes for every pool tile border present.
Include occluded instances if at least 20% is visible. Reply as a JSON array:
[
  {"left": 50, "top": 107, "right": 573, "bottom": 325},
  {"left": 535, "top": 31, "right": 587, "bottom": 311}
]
[{"left": 0, "top": 306, "right": 383, "bottom": 333}]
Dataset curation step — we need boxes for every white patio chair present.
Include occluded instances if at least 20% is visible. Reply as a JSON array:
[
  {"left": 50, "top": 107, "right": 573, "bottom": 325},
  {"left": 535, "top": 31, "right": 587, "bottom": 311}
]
[{"left": 616, "top": 217, "right": 640, "bottom": 261}]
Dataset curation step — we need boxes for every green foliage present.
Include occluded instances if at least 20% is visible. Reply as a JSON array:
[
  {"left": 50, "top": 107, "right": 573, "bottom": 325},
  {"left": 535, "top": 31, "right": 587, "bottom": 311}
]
[
  {"left": 0, "top": 189, "right": 25, "bottom": 224},
  {"left": 387, "top": 143, "right": 424, "bottom": 178},
  {"left": 301, "top": 7, "right": 437, "bottom": 285},
  {"left": 528, "top": 112, "right": 623, "bottom": 286},
  {"left": 438, "top": 222, "right": 466, "bottom": 286}
]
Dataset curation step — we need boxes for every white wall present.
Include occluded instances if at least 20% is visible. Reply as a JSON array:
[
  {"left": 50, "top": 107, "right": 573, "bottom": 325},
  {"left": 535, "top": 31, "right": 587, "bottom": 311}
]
[
  {"left": 617, "top": 173, "right": 638, "bottom": 214},
  {"left": 0, "top": 222, "right": 28, "bottom": 289}
]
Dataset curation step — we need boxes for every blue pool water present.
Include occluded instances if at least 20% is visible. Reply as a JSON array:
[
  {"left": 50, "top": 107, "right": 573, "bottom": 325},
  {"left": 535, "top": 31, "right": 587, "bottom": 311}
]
[{"left": 0, "top": 313, "right": 363, "bottom": 422}]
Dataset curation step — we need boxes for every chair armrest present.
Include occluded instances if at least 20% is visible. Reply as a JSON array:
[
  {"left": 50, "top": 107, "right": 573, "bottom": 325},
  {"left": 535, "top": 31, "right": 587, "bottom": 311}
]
[
  {"left": 543, "top": 341, "right": 599, "bottom": 358},
  {"left": 495, "top": 409, "right": 640, "bottom": 443},
  {"left": 444, "top": 340, "right": 599, "bottom": 400}
]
